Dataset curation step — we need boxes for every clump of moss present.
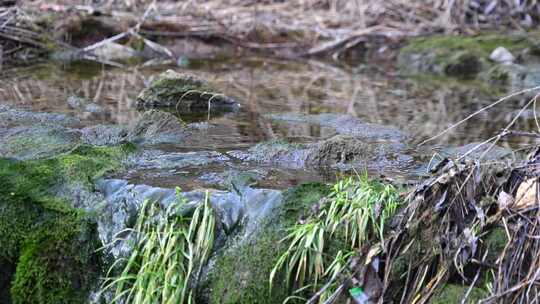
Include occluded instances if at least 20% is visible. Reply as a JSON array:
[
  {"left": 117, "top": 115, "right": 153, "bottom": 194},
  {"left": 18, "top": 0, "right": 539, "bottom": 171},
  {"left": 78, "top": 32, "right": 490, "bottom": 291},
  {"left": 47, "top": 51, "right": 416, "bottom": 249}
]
[
  {"left": 483, "top": 226, "right": 508, "bottom": 264},
  {"left": 0, "top": 143, "right": 134, "bottom": 303},
  {"left": 207, "top": 182, "right": 331, "bottom": 304},
  {"left": 209, "top": 229, "right": 287, "bottom": 304},
  {"left": 10, "top": 214, "right": 101, "bottom": 304},
  {"left": 281, "top": 182, "right": 332, "bottom": 224},
  {"left": 431, "top": 284, "right": 487, "bottom": 304}
]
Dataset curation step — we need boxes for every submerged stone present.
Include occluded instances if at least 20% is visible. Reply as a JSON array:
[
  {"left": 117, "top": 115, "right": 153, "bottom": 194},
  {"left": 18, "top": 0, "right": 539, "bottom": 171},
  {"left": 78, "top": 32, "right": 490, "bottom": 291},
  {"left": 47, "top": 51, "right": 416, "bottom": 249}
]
[
  {"left": 127, "top": 149, "right": 229, "bottom": 170},
  {"left": 266, "top": 113, "right": 407, "bottom": 140},
  {"left": 136, "top": 69, "right": 240, "bottom": 112}
]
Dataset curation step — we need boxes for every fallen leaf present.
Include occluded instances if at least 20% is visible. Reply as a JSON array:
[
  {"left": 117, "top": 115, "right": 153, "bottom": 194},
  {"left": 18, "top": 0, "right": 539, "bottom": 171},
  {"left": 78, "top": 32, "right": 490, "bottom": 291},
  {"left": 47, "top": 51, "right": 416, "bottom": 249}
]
[{"left": 513, "top": 178, "right": 539, "bottom": 209}]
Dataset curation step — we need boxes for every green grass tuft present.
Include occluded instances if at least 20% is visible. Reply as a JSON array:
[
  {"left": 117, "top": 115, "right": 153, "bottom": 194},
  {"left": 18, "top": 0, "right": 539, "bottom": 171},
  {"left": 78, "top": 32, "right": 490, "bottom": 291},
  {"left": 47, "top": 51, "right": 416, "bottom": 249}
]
[
  {"left": 101, "top": 191, "right": 216, "bottom": 304},
  {"left": 271, "top": 175, "right": 401, "bottom": 301}
]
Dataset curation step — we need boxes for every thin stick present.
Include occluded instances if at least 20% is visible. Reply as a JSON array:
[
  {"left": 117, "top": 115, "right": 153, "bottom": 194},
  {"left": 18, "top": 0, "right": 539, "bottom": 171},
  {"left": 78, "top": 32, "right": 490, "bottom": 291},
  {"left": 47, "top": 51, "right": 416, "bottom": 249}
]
[{"left": 418, "top": 86, "right": 540, "bottom": 146}]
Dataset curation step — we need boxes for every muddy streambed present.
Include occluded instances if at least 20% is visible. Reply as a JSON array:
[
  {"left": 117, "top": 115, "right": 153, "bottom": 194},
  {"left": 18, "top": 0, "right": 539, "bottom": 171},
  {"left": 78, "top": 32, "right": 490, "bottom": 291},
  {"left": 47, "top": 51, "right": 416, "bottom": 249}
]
[{"left": 0, "top": 56, "right": 536, "bottom": 303}]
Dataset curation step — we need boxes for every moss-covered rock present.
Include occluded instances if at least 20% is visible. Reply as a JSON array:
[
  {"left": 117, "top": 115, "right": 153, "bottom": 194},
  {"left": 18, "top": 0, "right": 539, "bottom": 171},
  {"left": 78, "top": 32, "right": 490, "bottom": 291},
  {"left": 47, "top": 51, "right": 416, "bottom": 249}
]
[
  {"left": 0, "top": 126, "right": 81, "bottom": 160},
  {"left": 0, "top": 143, "right": 134, "bottom": 303},
  {"left": 431, "top": 284, "right": 487, "bottom": 303},
  {"left": 398, "top": 33, "right": 534, "bottom": 79},
  {"left": 136, "top": 70, "right": 240, "bottom": 111},
  {"left": 444, "top": 51, "right": 483, "bottom": 78},
  {"left": 128, "top": 109, "right": 186, "bottom": 144},
  {"left": 206, "top": 182, "right": 331, "bottom": 304},
  {"left": 208, "top": 229, "right": 287, "bottom": 304}
]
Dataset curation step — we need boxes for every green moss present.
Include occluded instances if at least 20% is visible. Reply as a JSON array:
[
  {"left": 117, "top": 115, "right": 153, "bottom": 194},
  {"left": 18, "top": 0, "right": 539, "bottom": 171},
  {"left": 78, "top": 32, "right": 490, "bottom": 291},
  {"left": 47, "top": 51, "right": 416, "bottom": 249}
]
[
  {"left": 401, "top": 34, "right": 532, "bottom": 58},
  {"left": 207, "top": 182, "right": 331, "bottom": 304},
  {"left": 483, "top": 227, "right": 508, "bottom": 264},
  {"left": 431, "top": 284, "right": 487, "bottom": 303},
  {"left": 399, "top": 33, "right": 536, "bottom": 79},
  {"left": 281, "top": 182, "right": 332, "bottom": 225},
  {"left": 56, "top": 143, "right": 135, "bottom": 187},
  {"left": 10, "top": 215, "right": 101, "bottom": 304},
  {"left": 137, "top": 70, "right": 215, "bottom": 107},
  {"left": 0, "top": 143, "right": 134, "bottom": 303},
  {"left": 209, "top": 229, "right": 288, "bottom": 304}
]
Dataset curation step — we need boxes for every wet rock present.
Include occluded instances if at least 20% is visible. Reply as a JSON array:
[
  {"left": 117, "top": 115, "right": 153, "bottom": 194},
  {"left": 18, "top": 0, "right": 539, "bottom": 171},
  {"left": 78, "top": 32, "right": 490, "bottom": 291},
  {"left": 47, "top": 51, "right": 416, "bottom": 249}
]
[
  {"left": 94, "top": 179, "right": 180, "bottom": 257},
  {"left": 81, "top": 124, "right": 128, "bottom": 146},
  {"left": 0, "top": 126, "right": 81, "bottom": 160},
  {"left": 136, "top": 70, "right": 240, "bottom": 112},
  {"left": 67, "top": 95, "right": 103, "bottom": 113},
  {"left": 234, "top": 135, "right": 412, "bottom": 171},
  {"left": 128, "top": 109, "right": 187, "bottom": 144},
  {"left": 489, "top": 46, "right": 515, "bottom": 64},
  {"left": 0, "top": 106, "right": 84, "bottom": 159},
  {"left": 307, "top": 135, "right": 411, "bottom": 169},
  {"left": 444, "top": 51, "right": 483, "bottom": 78},
  {"left": 94, "top": 178, "right": 282, "bottom": 258},
  {"left": 266, "top": 113, "right": 406, "bottom": 140}
]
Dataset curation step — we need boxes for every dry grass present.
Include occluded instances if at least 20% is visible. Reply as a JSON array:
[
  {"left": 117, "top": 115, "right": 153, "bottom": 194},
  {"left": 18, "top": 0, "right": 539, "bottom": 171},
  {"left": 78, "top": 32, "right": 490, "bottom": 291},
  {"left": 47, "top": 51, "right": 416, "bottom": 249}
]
[{"left": 14, "top": 0, "right": 540, "bottom": 61}]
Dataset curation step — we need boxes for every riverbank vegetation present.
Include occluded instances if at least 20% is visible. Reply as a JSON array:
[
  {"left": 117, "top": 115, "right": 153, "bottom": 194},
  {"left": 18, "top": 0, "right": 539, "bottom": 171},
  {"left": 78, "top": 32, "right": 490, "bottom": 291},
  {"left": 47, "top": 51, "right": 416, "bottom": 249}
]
[{"left": 3, "top": 0, "right": 540, "bottom": 67}]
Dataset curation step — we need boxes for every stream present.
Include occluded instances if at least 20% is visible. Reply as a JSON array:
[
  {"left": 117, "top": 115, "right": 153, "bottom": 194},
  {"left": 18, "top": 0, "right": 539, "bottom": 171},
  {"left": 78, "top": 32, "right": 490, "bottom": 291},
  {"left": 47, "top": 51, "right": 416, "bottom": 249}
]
[
  {"left": 0, "top": 55, "right": 536, "bottom": 302},
  {"left": 1, "top": 57, "right": 534, "bottom": 189}
]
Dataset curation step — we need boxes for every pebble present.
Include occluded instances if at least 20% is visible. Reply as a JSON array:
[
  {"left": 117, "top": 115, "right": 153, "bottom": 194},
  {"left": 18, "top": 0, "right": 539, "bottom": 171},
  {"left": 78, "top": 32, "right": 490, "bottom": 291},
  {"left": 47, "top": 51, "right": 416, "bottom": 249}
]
[{"left": 489, "top": 46, "right": 515, "bottom": 64}]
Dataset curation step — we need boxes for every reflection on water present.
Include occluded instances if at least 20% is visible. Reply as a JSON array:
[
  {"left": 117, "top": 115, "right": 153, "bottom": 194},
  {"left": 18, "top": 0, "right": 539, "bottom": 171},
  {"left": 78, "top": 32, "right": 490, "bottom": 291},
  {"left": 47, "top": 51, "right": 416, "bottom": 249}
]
[{"left": 1, "top": 57, "right": 538, "bottom": 157}]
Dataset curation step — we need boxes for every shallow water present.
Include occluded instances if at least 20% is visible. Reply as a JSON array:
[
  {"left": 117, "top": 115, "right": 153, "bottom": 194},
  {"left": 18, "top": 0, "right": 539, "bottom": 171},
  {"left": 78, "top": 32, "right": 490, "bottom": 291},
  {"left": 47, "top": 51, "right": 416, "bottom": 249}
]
[{"left": 0, "top": 57, "right": 536, "bottom": 188}]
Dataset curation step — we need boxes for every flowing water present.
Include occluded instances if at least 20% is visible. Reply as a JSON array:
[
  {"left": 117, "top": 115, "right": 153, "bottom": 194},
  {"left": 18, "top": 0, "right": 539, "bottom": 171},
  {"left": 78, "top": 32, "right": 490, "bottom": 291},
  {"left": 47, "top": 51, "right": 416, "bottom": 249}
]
[{"left": 1, "top": 57, "right": 536, "bottom": 189}]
